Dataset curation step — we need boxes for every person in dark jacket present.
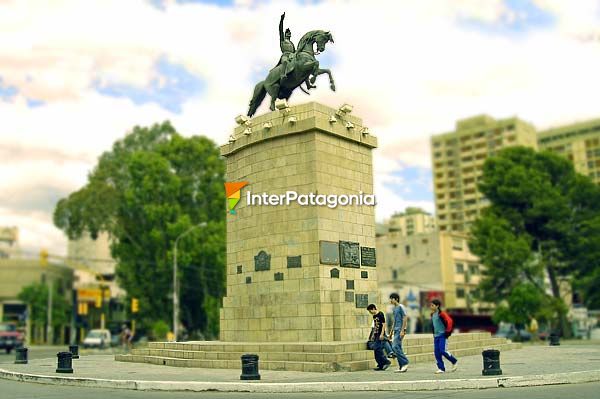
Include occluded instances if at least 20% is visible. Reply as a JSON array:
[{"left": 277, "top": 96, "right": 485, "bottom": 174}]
[
  {"left": 430, "top": 299, "right": 458, "bottom": 374},
  {"left": 367, "top": 304, "right": 391, "bottom": 371}
]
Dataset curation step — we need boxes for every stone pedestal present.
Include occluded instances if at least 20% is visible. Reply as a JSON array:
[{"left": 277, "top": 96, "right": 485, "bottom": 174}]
[{"left": 219, "top": 102, "right": 379, "bottom": 343}]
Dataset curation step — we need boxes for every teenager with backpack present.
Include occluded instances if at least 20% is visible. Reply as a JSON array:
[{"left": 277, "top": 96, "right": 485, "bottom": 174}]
[{"left": 430, "top": 299, "right": 458, "bottom": 374}]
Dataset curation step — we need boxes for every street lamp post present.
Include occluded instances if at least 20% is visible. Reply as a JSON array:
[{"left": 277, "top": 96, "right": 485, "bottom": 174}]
[{"left": 173, "top": 222, "right": 207, "bottom": 341}]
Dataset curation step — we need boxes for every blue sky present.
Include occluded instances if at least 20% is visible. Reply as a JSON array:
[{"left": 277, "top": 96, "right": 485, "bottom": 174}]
[
  {"left": 459, "top": 0, "right": 557, "bottom": 36},
  {"left": 388, "top": 167, "right": 433, "bottom": 203},
  {"left": 95, "top": 57, "right": 206, "bottom": 114}
]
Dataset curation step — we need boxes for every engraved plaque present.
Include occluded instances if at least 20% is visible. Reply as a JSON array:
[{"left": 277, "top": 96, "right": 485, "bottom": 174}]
[
  {"left": 361, "top": 271, "right": 368, "bottom": 279},
  {"left": 345, "top": 291, "right": 355, "bottom": 302},
  {"left": 339, "top": 241, "right": 360, "bottom": 268},
  {"left": 320, "top": 241, "right": 340, "bottom": 265},
  {"left": 245, "top": 276, "right": 252, "bottom": 284},
  {"left": 287, "top": 255, "right": 302, "bottom": 268},
  {"left": 355, "top": 294, "right": 369, "bottom": 308},
  {"left": 274, "top": 272, "right": 284, "bottom": 281},
  {"left": 346, "top": 280, "right": 355, "bottom": 290},
  {"left": 254, "top": 250, "right": 271, "bottom": 271},
  {"left": 236, "top": 265, "right": 243, "bottom": 274},
  {"left": 361, "top": 247, "right": 377, "bottom": 267},
  {"left": 330, "top": 268, "right": 340, "bottom": 278}
]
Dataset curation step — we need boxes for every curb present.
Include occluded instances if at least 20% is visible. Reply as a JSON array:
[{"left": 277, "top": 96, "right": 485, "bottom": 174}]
[{"left": 1, "top": 368, "right": 599, "bottom": 392}]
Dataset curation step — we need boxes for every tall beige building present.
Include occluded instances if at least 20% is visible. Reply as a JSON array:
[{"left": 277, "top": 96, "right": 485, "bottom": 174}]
[
  {"left": 431, "top": 115, "right": 537, "bottom": 232},
  {"left": 538, "top": 118, "right": 600, "bottom": 185},
  {"left": 384, "top": 207, "right": 436, "bottom": 237}
]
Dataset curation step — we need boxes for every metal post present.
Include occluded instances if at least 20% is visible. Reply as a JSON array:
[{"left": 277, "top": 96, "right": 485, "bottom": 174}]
[
  {"left": 56, "top": 351, "right": 73, "bottom": 373},
  {"left": 47, "top": 279, "right": 53, "bottom": 345},
  {"left": 240, "top": 354, "right": 261, "bottom": 380},
  {"left": 173, "top": 239, "right": 178, "bottom": 341},
  {"left": 173, "top": 223, "right": 206, "bottom": 341},
  {"left": 15, "top": 347, "right": 28, "bottom": 364}
]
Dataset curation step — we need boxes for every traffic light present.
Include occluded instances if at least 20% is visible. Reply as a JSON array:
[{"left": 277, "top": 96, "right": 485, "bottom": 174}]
[
  {"left": 39, "top": 249, "right": 49, "bottom": 267},
  {"left": 77, "top": 302, "right": 88, "bottom": 315},
  {"left": 131, "top": 298, "right": 139, "bottom": 313}
]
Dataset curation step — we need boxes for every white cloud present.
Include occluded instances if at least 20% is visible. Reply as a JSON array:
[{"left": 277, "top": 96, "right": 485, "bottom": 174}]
[{"left": 2, "top": 0, "right": 600, "bottom": 255}]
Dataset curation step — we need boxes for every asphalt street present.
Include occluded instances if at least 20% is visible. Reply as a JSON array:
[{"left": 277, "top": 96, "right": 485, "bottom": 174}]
[{"left": 0, "top": 379, "right": 598, "bottom": 399}]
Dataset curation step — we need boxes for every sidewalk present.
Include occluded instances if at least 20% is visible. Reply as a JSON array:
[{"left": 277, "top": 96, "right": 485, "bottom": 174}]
[{"left": 1, "top": 344, "right": 600, "bottom": 392}]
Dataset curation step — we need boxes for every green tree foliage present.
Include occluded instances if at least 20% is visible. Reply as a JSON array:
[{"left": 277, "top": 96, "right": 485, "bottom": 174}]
[
  {"left": 469, "top": 146, "right": 600, "bottom": 334},
  {"left": 53, "top": 121, "right": 226, "bottom": 337},
  {"left": 18, "top": 283, "right": 71, "bottom": 327}
]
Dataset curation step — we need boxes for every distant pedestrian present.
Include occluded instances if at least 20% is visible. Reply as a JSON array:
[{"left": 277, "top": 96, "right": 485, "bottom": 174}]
[
  {"left": 389, "top": 293, "right": 409, "bottom": 372},
  {"left": 528, "top": 316, "right": 539, "bottom": 341},
  {"left": 120, "top": 323, "right": 133, "bottom": 351},
  {"left": 430, "top": 299, "right": 458, "bottom": 374},
  {"left": 367, "top": 304, "right": 391, "bottom": 371}
]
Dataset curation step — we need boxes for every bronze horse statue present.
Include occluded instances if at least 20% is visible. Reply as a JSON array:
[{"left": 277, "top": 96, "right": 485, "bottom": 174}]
[{"left": 247, "top": 30, "right": 335, "bottom": 117}]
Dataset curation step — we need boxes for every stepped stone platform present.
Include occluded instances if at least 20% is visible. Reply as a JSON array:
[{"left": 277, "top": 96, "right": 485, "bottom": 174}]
[{"left": 115, "top": 332, "right": 521, "bottom": 372}]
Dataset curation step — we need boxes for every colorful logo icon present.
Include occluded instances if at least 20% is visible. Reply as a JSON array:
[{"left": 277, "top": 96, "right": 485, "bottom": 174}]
[{"left": 224, "top": 182, "right": 249, "bottom": 215}]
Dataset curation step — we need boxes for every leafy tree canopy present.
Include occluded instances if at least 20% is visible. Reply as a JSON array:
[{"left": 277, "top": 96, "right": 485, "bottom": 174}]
[{"left": 54, "top": 121, "right": 226, "bottom": 336}]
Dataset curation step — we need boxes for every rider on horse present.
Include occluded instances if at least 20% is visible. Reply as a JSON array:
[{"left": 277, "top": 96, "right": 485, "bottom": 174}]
[{"left": 276, "top": 13, "right": 295, "bottom": 83}]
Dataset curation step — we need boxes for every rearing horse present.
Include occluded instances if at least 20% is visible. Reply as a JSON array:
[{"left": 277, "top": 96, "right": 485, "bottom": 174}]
[{"left": 247, "top": 30, "right": 335, "bottom": 117}]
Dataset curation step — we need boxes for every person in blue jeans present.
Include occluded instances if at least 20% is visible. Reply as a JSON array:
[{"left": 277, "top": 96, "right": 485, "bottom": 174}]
[
  {"left": 367, "top": 303, "right": 391, "bottom": 371},
  {"left": 389, "top": 293, "right": 409, "bottom": 372},
  {"left": 430, "top": 299, "right": 458, "bottom": 374}
]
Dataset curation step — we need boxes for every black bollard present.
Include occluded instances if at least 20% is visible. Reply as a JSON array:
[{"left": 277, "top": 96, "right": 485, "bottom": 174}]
[
  {"left": 15, "top": 347, "right": 28, "bottom": 364},
  {"left": 549, "top": 332, "right": 560, "bottom": 346},
  {"left": 56, "top": 351, "right": 73, "bottom": 373},
  {"left": 240, "top": 354, "right": 261, "bottom": 380},
  {"left": 482, "top": 349, "right": 502, "bottom": 376},
  {"left": 69, "top": 344, "right": 80, "bottom": 359}
]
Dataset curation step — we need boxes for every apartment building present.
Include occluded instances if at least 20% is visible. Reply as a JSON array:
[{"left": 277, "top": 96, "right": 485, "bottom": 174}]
[
  {"left": 538, "top": 118, "right": 600, "bottom": 185},
  {"left": 431, "top": 115, "right": 537, "bottom": 232}
]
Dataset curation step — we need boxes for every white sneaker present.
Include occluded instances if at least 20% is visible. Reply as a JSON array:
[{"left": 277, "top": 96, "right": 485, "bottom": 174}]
[
  {"left": 395, "top": 365, "right": 408, "bottom": 373},
  {"left": 451, "top": 361, "right": 458, "bottom": 372},
  {"left": 435, "top": 369, "right": 445, "bottom": 374}
]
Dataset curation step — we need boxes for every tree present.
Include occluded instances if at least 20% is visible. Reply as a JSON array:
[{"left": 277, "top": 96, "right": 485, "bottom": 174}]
[
  {"left": 469, "top": 146, "right": 600, "bottom": 336},
  {"left": 18, "top": 283, "right": 71, "bottom": 342},
  {"left": 53, "top": 121, "right": 226, "bottom": 337}
]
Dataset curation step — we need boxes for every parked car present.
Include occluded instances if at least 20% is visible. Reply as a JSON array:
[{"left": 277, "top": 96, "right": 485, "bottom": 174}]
[
  {"left": 494, "top": 323, "right": 532, "bottom": 342},
  {"left": 82, "top": 329, "right": 111, "bottom": 349},
  {"left": 0, "top": 323, "right": 25, "bottom": 354}
]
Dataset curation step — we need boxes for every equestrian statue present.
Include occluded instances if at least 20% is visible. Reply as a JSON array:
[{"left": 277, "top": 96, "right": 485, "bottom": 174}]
[{"left": 247, "top": 12, "right": 335, "bottom": 117}]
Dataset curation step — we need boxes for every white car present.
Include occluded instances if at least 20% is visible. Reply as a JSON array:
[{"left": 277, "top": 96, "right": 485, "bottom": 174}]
[{"left": 82, "top": 329, "right": 111, "bottom": 349}]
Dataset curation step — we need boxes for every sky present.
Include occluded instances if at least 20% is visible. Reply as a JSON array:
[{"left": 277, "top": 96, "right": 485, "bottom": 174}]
[{"left": 2, "top": 0, "right": 600, "bottom": 256}]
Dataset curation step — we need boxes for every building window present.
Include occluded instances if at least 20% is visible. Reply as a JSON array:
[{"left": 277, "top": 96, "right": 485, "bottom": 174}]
[
  {"left": 455, "top": 263, "right": 464, "bottom": 273},
  {"left": 392, "top": 244, "right": 398, "bottom": 249},
  {"left": 405, "top": 245, "right": 411, "bottom": 255},
  {"left": 392, "top": 270, "right": 398, "bottom": 280},
  {"left": 468, "top": 264, "right": 480, "bottom": 275},
  {"left": 452, "top": 239, "right": 463, "bottom": 250},
  {"left": 456, "top": 288, "right": 466, "bottom": 298}
]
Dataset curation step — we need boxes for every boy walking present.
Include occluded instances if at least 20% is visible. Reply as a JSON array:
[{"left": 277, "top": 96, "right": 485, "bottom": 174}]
[
  {"left": 430, "top": 299, "right": 458, "bottom": 374},
  {"left": 389, "top": 293, "right": 409, "bottom": 372},
  {"left": 367, "top": 304, "right": 391, "bottom": 371}
]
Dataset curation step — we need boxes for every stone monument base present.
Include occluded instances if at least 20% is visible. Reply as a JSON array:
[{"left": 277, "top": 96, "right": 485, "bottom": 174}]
[{"left": 115, "top": 332, "right": 520, "bottom": 372}]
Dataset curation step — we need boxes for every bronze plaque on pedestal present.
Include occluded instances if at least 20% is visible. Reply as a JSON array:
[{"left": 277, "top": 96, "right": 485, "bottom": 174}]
[
  {"left": 355, "top": 294, "right": 369, "bottom": 308},
  {"left": 339, "top": 241, "right": 360, "bottom": 268},
  {"left": 254, "top": 250, "right": 271, "bottom": 271},
  {"left": 360, "top": 247, "right": 376, "bottom": 267},
  {"left": 287, "top": 255, "right": 302, "bottom": 268},
  {"left": 320, "top": 241, "right": 339, "bottom": 265}
]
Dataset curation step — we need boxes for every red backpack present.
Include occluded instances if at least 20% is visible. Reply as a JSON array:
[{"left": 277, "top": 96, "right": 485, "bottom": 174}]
[{"left": 439, "top": 311, "right": 454, "bottom": 337}]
